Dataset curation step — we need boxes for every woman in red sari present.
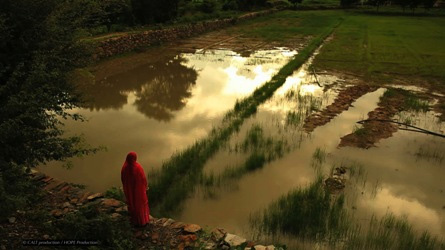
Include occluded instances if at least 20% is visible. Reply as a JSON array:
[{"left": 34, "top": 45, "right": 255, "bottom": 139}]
[{"left": 121, "top": 152, "right": 150, "bottom": 226}]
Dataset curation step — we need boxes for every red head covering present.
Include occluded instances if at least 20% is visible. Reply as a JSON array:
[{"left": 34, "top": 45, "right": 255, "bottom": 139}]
[
  {"left": 125, "top": 152, "right": 137, "bottom": 164},
  {"left": 121, "top": 151, "right": 150, "bottom": 226}
]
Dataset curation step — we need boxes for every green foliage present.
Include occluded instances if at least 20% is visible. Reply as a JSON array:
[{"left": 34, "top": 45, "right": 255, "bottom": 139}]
[
  {"left": 200, "top": 0, "right": 219, "bottom": 13},
  {"left": 341, "top": 0, "right": 360, "bottom": 7},
  {"left": 105, "top": 186, "right": 125, "bottom": 201},
  {"left": 55, "top": 203, "right": 135, "bottom": 249},
  {"left": 223, "top": 0, "right": 239, "bottom": 10},
  {"left": 0, "top": 0, "right": 97, "bottom": 218}
]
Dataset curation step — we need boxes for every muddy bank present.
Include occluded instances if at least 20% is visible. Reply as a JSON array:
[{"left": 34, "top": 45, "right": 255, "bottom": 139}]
[
  {"left": 0, "top": 171, "right": 278, "bottom": 249},
  {"left": 339, "top": 89, "right": 410, "bottom": 148},
  {"left": 303, "top": 85, "right": 378, "bottom": 132},
  {"left": 94, "top": 10, "right": 277, "bottom": 60}
]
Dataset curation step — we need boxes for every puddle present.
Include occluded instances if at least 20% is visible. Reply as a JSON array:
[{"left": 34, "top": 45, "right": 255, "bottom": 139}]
[{"left": 38, "top": 48, "right": 297, "bottom": 192}]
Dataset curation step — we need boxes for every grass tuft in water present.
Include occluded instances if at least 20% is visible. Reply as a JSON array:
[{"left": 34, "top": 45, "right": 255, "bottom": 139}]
[
  {"left": 250, "top": 176, "right": 350, "bottom": 241},
  {"left": 311, "top": 147, "right": 327, "bottom": 168},
  {"left": 150, "top": 19, "right": 342, "bottom": 217}
]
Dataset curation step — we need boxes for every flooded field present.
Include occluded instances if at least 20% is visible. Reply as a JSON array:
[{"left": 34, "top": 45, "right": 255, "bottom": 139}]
[
  {"left": 39, "top": 36, "right": 445, "bottom": 247},
  {"left": 39, "top": 47, "right": 297, "bottom": 192},
  {"left": 176, "top": 55, "right": 445, "bottom": 246}
]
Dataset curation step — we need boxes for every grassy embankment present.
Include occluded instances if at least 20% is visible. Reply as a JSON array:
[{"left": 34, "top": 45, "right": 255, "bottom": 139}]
[
  {"left": 313, "top": 11, "right": 445, "bottom": 91},
  {"left": 149, "top": 10, "right": 344, "bottom": 217}
]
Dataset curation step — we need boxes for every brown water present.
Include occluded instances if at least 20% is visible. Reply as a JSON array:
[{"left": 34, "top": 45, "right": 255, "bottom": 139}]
[
  {"left": 38, "top": 48, "right": 297, "bottom": 192},
  {"left": 38, "top": 45, "right": 445, "bottom": 245},
  {"left": 176, "top": 58, "right": 445, "bottom": 242}
]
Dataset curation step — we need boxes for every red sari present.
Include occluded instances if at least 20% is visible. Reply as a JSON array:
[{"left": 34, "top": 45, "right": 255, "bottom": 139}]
[{"left": 121, "top": 152, "right": 150, "bottom": 226}]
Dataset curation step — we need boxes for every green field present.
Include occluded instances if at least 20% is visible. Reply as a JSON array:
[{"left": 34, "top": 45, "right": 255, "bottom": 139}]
[
  {"left": 226, "top": 10, "right": 345, "bottom": 41},
  {"left": 313, "top": 12, "right": 445, "bottom": 89}
]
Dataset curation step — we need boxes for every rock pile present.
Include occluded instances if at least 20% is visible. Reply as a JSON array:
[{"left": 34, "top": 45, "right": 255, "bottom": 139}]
[
  {"left": 27, "top": 170, "right": 280, "bottom": 249},
  {"left": 94, "top": 10, "right": 277, "bottom": 60}
]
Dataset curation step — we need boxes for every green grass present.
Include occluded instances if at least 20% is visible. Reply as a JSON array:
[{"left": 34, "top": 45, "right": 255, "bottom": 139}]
[
  {"left": 383, "top": 88, "right": 430, "bottom": 112},
  {"left": 344, "top": 214, "right": 445, "bottom": 250},
  {"left": 313, "top": 11, "right": 445, "bottom": 88},
  {"left": 250, "top": 176, "right": 350, "bottom": 240},
  {"left": 251, "top": 175, "right": 444, "bottom": 249},
  {"left": 226, "top": 10, "right": 345, "bottom": 41}
]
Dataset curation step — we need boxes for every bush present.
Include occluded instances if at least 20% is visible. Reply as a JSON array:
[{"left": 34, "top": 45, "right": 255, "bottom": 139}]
[
  {"left": 200, "top": 0, "right": 219, "bottom": 13},
  {"left": 55, "top": 203, "right": 135, "bottom": 249},
  {"left": 223, "top": 0, "right": 239, "bottom": 10}
]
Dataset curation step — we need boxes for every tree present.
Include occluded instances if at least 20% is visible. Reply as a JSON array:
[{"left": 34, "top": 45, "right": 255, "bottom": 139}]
[
  {"left": 394, "top": 0, "right": 410, "bottom": 12},
  {"left": 409, "top": 0, "right": 422, "bottom": 12},
  {"left": 423, "top": 0, "right": 437, "bottom": 11},
  {"left": 0, "top": 0, "right": 96, "bottom": 218},
  {"left": 341, "top": 0, "right": 360, "bottom": 7},
  {"left": 289, "top": 0, "right": 304, "bottom": 7}
]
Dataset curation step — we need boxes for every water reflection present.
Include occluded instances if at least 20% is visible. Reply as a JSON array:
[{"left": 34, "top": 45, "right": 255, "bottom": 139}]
[
  {"left": 39, "top": 47, "right": 297, "bottom": 192},
  {"left": 79, "top": 55, "right": 198, "bottom": 122}
]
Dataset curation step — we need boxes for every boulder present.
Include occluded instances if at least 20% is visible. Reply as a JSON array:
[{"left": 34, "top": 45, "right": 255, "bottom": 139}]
[
  {"left": 111, "top": 213, "right": 121, "bottom": 219},
  {"left": 211, "top": 228, "right": 226, "bottom": 242},
  {"left": 184, "top": 224, "right": 201, "bottom": 233},
  {"left": 101, "top": 198, "right": 121, "bottom": 208},
  {"left": 87, "top": 193, "right": 103, "bottom": 201},
  {"left": 8, "top": 217, "right": 16, "bottom": 224},
  {"left": 162, "top": 218, "right": 175, "bottom": 227},
  {"left": 224, "top": 233, "right": 246, "bottom": 248}
]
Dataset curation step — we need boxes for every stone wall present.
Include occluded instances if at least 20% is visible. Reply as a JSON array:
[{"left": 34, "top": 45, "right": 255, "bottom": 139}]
[{"left": 94, "top": 10, "right": 277, "bottom": 60}]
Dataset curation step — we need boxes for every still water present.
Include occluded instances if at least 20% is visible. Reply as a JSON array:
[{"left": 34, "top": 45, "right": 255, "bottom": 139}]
[
  {"left": 39, "top": 47, "right": 297, "bottom": 192},
  {"left": 39, "top": 45, "right": 445, "bottom": 245}
]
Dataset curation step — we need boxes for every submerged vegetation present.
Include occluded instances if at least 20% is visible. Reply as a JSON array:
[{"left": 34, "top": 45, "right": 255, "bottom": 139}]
[
  {"left": 250, "top": 176, "right": 349, "bottom": 240},
  {"left": 250, "top": 175, "right": 445, "bottom": 249},
  {"left": 149, "top": 15, "right": 343, "bottom": 216}
]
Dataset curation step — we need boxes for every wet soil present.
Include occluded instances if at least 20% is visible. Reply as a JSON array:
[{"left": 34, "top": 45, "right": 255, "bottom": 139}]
[{"left": 303, "top": 85, "right": 378, "bottom": 132}]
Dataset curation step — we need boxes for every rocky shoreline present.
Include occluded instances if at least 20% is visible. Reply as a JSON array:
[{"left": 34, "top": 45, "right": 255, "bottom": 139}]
[{"left": 1, "top": 170, "right": 279, "bottom": 249}]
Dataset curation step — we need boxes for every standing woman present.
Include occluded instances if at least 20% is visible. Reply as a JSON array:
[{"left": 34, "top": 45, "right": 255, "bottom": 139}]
[{"left": 121, "top": 152, "right": 150, "bottom": 226}]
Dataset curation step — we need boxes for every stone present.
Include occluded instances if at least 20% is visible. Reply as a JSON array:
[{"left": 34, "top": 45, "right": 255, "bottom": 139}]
[
  {"left": 78, "top": 192, "right": 92, "bottom": 203},
  {"left": 162, "top": 218, "right": 175, "bottom": 227},
  {"left": 266, "top": 245, "right": 275, "bottom": 250},
  {"left": 224, "top": 233, "right": 246, "bottom": 248},
  {"left": 87, "top": 193, "right": 103, "bottom": 201},
  {"left": 134, "top": 231, "right": 143, "bottom": 238},
  {"left": 111, "top": 213, "right": 121, "bottom": 219},
  {"left": 254, "top": 245, "right": 267, "bottom": 250},
  {"left": 246, "top": 241, "right": 256, "bottom": 248},
  {"left": 151, "top": 232, "right": 159, "bottom": 242},
  {"left": 204, "top": 242, "right": 217, "bottom": 249},
  {"left": 170, "top": 221, "right": 185, "bottom": 229},
  {"left": 101, "top": 198, "right": 121, "bottom": 207},
  {"left": 8, "top": 217, "right": 16, "bottom": 224},
  {"left": 179, "top": 234, "right": 197, "bottom": 247},
  {"left": 183, "top": 224, "right": 201, "bottom": 233},
  {"left": 211, "top": 228, "right": 226, "bottom": 242},
  {"left": 115, "top": 206, "right": 128, "bottom": 213},
  {"left": 51, "top": 209, "right": 63, "bottom": 218}
]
